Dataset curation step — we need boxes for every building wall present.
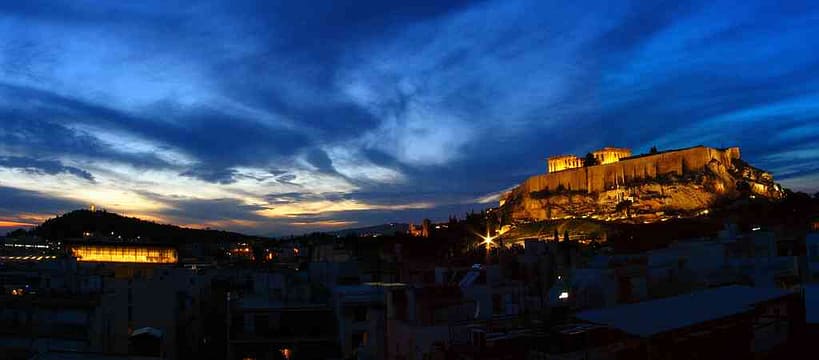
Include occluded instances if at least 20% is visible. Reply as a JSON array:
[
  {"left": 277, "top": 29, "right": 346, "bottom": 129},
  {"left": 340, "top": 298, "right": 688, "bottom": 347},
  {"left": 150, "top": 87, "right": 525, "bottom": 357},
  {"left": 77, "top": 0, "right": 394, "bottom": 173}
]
[
  {"left": 0, "top": 298, "right": 105, "bottom": 354},
  {"left": 523, "top": 146, "right": 740, "bottom": 194},
  {"left": 593, "top": 148, "right": 632, "bottom": 165},
  {"left": 99, "top": 265, "right": 210, "bottom": 359}
]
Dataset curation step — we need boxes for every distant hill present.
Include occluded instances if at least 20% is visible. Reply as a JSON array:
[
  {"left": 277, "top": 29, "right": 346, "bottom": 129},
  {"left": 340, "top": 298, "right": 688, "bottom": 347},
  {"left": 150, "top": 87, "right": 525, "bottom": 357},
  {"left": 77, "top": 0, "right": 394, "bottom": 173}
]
[
  {"left": 328, "top": 223, "right": 409, "bottom": 237},
  {"left": 32, "top": 209, "right": 258, "bottom": 244}
]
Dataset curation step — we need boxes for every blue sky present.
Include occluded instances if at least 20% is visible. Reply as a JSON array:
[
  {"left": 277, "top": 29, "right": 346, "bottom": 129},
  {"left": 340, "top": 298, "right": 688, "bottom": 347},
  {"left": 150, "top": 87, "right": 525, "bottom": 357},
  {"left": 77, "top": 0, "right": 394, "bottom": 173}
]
[{"left": 1, "top": 0, "right": 818, "bottom": 235}]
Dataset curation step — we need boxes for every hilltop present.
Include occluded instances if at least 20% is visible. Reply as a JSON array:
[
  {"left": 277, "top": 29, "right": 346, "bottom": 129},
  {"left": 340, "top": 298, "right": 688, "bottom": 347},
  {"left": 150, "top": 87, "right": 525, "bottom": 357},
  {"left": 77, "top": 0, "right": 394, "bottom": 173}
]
[
  {"left": 30, "top": 209, "right": 258, "bottom": 243},
  {"left": 499, "top": 145, "right": 784, "bottom": 224},
  {"left": 327, "top": 223, "right": 410, "bottom": 237}
]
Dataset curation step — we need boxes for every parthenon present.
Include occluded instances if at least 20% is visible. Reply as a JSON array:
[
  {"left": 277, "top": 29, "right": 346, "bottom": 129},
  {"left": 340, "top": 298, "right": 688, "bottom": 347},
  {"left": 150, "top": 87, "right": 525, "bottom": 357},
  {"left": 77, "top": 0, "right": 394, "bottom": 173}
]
[{"left": 547, "top": 147, "right": 632, "bottom": 173}]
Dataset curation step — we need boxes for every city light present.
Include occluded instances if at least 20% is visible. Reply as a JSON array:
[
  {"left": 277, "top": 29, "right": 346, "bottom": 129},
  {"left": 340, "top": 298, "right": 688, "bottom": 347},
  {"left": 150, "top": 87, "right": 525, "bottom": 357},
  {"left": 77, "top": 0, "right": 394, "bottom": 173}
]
[
  {"left": 477, "top": 225, "right": 511, "bottom": 248},
  {"left": 69, "top": 245, "right": 178, "bottom": 264},
  {"left": 559, "top": 291, "right": 569, "bottom": 300},
  {"left": 0, "top": 255, "right": 57, "bottom": 262},
  {"left": 481, "top": 233, "right": 496, "bottom": 247}
]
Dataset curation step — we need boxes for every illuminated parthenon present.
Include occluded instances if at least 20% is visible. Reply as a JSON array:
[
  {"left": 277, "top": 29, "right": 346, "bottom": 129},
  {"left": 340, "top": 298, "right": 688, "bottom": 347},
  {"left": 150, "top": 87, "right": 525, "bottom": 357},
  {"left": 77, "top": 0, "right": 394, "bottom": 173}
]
[
  {"left": 592, "top": 147, "right": 632, "bottom": 166},
  {"left": 547, "top": 155, "right": 583, "bottom": 173},
  {"left": 547, "top": 147, "right": 632, "bottom": 173}
]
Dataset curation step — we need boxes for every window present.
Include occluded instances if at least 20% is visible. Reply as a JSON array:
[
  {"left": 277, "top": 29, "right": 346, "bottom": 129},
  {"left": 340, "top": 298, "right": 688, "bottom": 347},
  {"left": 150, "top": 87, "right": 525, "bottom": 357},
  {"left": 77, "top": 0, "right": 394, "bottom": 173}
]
[
  {"left": 392, "top": 290, "right": 408, "bottom": 321},
  {"left": 69, "top": 245, "right": 177, "bottom": 264},
  {"left": 432, "top": 307, "right": 450, "bottom": 324},
  {"left": 492, "top": 294, "right": 502, "bottom": 314},
  {"left": 352, "top": 331, "right": 367, "bottom": 348},
  {"left": 254, "top": 315, "right": 269, "bottom": 336},
  {"left": 353, "top": 306, "right": 367, "bottom": 322}
]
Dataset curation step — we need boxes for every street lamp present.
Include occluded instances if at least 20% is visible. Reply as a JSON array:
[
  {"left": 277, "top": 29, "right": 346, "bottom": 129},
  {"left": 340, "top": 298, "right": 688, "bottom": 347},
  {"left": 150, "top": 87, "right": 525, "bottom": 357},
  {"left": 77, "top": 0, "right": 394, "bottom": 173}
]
[{"left": 480, "top": 232, "right": 496, "bottom": 248}]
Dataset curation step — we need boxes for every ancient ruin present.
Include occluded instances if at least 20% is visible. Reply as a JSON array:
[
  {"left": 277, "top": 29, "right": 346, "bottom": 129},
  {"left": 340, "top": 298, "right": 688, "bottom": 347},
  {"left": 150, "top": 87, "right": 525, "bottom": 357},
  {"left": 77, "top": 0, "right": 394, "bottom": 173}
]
[{"left": 500, "top": 145, "right": 784, "bottom": 222}]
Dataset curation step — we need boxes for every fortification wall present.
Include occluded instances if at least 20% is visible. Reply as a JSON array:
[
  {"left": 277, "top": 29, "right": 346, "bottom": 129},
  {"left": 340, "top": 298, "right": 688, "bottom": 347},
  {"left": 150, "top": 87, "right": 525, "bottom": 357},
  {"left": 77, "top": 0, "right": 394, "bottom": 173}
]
[{"left": 521, "top": 146, "right": 740, "bottom": 194}]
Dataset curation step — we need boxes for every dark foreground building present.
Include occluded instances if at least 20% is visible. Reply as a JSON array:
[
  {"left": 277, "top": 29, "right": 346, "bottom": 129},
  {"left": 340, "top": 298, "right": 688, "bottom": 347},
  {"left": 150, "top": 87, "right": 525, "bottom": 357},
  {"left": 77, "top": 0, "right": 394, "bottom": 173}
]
[{"left": 572, "top": 285, "right": 804, "bottom": 359}]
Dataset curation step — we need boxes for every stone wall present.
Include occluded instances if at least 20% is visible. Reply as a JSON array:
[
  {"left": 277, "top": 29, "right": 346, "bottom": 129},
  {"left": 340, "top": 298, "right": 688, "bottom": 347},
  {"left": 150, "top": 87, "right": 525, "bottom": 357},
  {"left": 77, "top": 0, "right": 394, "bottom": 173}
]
[{"left": 521, "top": 146, "right": 741, "bottom": 195}]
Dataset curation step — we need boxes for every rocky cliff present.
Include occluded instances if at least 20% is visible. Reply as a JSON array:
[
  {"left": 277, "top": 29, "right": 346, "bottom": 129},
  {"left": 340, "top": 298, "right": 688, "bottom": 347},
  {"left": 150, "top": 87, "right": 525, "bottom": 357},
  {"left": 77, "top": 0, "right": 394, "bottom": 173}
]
[{"left": 499, "top": 147, "right": 784, "bottom": 223}]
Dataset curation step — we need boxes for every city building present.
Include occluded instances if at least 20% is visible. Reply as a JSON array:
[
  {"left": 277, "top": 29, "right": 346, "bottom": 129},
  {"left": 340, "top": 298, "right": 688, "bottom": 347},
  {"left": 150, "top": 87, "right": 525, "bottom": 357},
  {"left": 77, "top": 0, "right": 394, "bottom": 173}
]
[
  {"left": 575, "top": 285, "right": 804, "bottom": 358},
  {"left": 67, "top": 243, "right": 178, "bottom": 264},
  {"left": 228, "top": 294, "right": 339, "bottom": 360},
  {"left": 332, "top": 285, "right": 386, "bottom": 360}
]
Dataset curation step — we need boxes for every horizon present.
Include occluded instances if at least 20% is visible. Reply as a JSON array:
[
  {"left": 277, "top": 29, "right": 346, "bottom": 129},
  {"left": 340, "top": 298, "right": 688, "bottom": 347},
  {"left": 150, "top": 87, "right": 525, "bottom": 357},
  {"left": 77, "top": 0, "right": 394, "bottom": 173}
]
[
  {"left": 0, "top": 207, "right": 422, "bottom": 238},
  {"left": 2, "top": 0, "right": 819, "bottom": 235}
]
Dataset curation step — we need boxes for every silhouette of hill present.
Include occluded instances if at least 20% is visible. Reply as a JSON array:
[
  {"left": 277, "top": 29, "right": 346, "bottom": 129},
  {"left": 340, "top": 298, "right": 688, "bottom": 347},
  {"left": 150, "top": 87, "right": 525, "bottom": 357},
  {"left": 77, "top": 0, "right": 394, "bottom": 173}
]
[
  {"left": 328, "top": 223, "right": 410, "bottom": 237},
  {"left": 33, "top": 209, "right": 258, "bottom": 243}
]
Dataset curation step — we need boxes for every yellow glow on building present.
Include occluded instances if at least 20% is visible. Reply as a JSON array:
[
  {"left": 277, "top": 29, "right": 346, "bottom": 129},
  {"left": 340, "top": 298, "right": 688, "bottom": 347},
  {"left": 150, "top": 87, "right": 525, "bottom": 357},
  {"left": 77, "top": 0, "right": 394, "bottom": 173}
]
[
  {"left": 69, "top": 244, "right": 178, "bottom": 264},
  {"left": 280, "top": 348, "right": 292, "bottom": 360},
  {"left": 547, "top": 155, "right": 583, "bottom": 173},
  {"left": 546, "top": 147, "right": 632, "bottom": 173},
  {"left": 592, "top": 147, "right": 632, "bottom": 165}
]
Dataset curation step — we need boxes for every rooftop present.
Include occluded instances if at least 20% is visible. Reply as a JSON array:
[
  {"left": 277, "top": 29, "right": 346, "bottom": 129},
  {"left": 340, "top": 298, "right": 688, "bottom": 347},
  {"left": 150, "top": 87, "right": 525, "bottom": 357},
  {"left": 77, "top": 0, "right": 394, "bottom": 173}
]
[
  {"left": 236, "top": 294, "right": 330, "bottom": 311},
  {"left": 576, "top": 285, "right": 793, "bottom": 337},
  {"left": 31, "top": 351, "right": 159, "bottom": 360},
  {"left": 594, "top": 147, "right": 631, "bottom": 152},
  {"left": 546, "top": 154, "right": 581, "bottom": 160}
]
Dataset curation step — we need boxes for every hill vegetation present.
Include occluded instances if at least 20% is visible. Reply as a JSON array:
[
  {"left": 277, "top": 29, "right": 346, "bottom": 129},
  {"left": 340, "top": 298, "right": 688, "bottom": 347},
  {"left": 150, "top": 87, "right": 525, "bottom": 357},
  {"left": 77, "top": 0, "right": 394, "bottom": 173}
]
[{"left": 27, "top": 209, "right": 258, "bottom": 244}]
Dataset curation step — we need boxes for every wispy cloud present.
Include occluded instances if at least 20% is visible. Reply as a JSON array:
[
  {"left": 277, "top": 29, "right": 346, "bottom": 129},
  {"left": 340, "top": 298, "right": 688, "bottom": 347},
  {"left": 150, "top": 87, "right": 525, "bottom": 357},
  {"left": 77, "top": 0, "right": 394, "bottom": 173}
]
[{"left": 1, "top": 0, "right": 818, "bottom": 233}]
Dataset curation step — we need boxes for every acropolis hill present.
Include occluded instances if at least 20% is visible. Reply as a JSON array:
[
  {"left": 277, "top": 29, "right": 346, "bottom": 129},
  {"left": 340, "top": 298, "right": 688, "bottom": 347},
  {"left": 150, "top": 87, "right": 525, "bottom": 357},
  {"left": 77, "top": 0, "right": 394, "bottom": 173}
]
[{"left": 499, "top": 145, "right": 784, "bottom": 222}]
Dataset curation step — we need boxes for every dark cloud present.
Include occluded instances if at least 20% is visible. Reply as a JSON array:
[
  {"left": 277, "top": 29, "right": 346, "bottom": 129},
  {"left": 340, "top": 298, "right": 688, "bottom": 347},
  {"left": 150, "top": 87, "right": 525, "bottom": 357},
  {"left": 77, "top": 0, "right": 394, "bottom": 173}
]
[
  {"left": 180, "top": 167, "right": 238, "bottom": 185},
  {"left": 0, "top": 186, "right": 85, "bottom": 215},
  {"left": 1, "top": 0, "right": 819, "bottom": 233},
  {"left": 0, "top": 84, "right": 178, "bottom": 170},
  {"left": 158, "top": 197, "right": 268, "bottom": 223},
  {"left": 0, "top": 156, "right": 94, "bottom": 182},
  {"left": 305, "top": 149, "right": 336, "bottom": 174}
]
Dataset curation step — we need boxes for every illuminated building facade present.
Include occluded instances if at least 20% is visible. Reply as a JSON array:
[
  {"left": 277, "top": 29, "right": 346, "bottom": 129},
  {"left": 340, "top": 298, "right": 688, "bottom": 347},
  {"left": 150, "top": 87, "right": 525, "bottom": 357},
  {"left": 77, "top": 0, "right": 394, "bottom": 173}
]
[
  {"left": 547, "top": 147, "right": 633, "bottom": 173},
  {"left": 592, "top": 147, "right": 632, "bottom": 165},
  {"left": 408, "top": 219, "right": 431, "bottom": 238},
  {"left": 547, "top": 155, "right": 584, "bottom": 173},
  {"left": 228, "top": 243, "right": 255, "bottom": 261},
  {"left": 69, "top": 244, "right": 178, "bottom": 264}
]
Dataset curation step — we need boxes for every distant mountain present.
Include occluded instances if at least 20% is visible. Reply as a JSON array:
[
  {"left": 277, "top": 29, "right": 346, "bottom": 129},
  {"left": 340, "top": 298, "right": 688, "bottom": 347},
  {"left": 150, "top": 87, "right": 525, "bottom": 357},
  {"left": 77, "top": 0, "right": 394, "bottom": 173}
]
[
  {"left": 32, "top": 209, "right": 259, "bottom": 244},
  {"left": 327, "top": 223, "right": 409, "bottom": 237}
]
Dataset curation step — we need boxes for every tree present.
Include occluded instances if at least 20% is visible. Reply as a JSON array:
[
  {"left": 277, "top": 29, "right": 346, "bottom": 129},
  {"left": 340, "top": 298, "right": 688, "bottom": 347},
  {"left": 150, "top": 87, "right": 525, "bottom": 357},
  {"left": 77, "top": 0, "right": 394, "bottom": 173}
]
[
  {"left": 650, "top": 146, "right": 658, "bottom": 154},
  {"left": 530, "top": 189, "right": 552, "bottom": 199},
  {"left": 6, "top": 229, "right": 28, "bottom": 239},
  {"left": 736, "top": 181, "right": 752, "bottom": 195},
  {"left": 563, "top": 229, "right": 569, "bottom": 243},
  {"left": 553, "top": 229, "right": 559, "bottom": 242},
  {"left": 583, "top": 152, "right": 599, "bottom": 167},
  {"left": 616, "top": 200, "right": 633, "bottom": 218}
]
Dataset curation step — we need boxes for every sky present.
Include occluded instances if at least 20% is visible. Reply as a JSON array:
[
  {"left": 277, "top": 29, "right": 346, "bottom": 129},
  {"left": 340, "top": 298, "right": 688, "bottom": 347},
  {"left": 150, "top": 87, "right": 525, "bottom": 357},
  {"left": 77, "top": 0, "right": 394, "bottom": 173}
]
[{"left": 1, "top": 0, "right": 819, "bottom": 235}]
